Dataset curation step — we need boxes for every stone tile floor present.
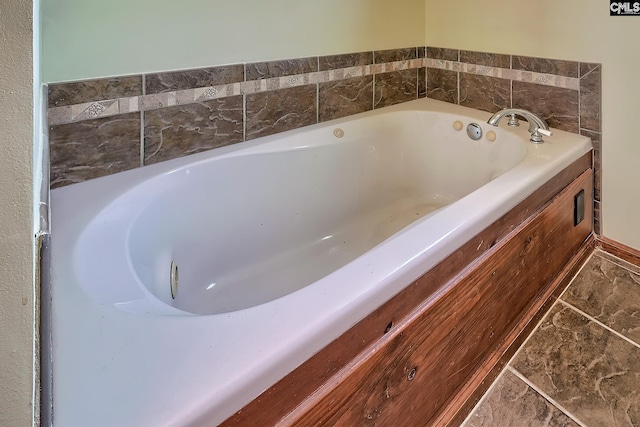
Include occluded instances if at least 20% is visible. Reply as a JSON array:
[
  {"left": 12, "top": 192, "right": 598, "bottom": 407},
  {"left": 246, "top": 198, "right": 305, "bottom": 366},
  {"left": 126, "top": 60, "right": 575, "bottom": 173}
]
[{"left": 462, "top": 250, "right": 640, "bottom": 427}]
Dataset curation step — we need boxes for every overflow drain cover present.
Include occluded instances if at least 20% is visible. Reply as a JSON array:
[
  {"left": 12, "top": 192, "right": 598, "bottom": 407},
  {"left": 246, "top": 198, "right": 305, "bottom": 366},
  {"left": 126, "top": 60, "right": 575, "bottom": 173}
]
[
  {"left": 466, "top": 123, "right": 483, "bottom": 140},
  {"left": 170, "top": 261, "right": 179, "bottom": 299}
]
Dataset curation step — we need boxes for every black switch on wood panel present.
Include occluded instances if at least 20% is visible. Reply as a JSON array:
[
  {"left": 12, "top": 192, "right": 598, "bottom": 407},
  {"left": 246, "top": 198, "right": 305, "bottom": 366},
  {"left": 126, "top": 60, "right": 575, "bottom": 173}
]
[{"left": 574, "top": 189, "right": 585, "bottom": 226}]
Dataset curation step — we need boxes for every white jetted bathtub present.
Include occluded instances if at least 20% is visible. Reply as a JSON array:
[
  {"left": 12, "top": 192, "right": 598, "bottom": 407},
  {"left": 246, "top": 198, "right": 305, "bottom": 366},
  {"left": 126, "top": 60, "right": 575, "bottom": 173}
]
[{"left": 51, "top": 98, "right": 591, "bottom": 426}]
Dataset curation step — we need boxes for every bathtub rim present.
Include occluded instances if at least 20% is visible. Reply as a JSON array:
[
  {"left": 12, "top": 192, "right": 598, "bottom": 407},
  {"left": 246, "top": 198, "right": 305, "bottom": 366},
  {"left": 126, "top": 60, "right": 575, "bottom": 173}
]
[
  {"left": 50, "top": 98, "right": 593, "bottom": 427},
  {"left": 74, "top": 113, "right": 530, "bottom": 317}
]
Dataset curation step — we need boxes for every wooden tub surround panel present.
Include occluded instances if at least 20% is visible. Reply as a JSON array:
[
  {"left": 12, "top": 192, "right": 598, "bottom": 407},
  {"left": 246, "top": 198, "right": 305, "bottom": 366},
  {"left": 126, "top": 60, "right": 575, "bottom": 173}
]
[
  {"left": 221, "top": 159, "right": 593, "bottom": 427},
  {"left": 438, "top": 233, "right": 596, "bottom": 427},
  {"left": 287, "top": 170, "right": 593, "bottom": 427}
]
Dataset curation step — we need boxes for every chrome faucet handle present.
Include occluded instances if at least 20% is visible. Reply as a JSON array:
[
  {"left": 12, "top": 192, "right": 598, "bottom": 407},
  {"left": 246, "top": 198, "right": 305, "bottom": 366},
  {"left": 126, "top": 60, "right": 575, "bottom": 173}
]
[
  {"left": 530, "top": 127, "right": 553, "bottom": 144},
  {"left": 487, "top": 108, "right": 552, "bottom": 143}
]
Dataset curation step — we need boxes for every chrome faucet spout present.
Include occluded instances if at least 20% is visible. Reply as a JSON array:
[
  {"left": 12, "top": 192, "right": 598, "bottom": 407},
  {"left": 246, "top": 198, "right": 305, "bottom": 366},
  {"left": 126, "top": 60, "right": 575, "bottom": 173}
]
[{"left": 487, "top": 108, "right": 552, "bottom": 144}]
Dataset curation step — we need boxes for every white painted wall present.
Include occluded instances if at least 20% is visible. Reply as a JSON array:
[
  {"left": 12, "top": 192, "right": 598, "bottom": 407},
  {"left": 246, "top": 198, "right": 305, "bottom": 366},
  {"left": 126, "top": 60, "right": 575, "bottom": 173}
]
[
  {"left": 0, "top": 0, "right": 37, "bottom": 425},
  {"left": 42, "top": 0, "right": 425, "bottom": 83},
  {"left": 426, "top": 0, "right": 640, "bottom": 251}
]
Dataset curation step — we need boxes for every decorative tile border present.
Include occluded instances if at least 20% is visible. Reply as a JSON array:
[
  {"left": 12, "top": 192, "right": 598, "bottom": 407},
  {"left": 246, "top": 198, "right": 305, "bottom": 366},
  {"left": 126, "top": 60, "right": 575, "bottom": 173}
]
[
  {"left": 48, "top": 44, "right": 602, "bottom": 217},
  {"left": 426, "top": 58, "right": 580, "bottom": 90},
  {"left": 47, "top": 52, "right": 590, "bottom": 127},
  {"left": 424, "top": 47, "right": 602, "bottom": 235},
  {"left": 48, "top": 59, "right": 425, "bottom": 126}
]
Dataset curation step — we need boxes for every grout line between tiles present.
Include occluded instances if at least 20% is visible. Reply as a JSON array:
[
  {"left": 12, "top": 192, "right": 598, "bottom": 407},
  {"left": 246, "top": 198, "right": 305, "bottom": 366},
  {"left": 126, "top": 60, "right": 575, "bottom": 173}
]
[
  {"left": 506, "top": 256, "right": 594, "bottom": 370},
  {"left": 372, "top": 73, "right": 376, "bottom": 110},
  {"left": 465, "top": 298, "right": 575, "bottom": 425},
  {"left": 459, "top": 369, "right": 511, "bottom": 426},
  {"left": 556, "top": 251, "right": 597, "bottom": 301},
  {"left": 508, "top": 55, "right": 513, "bottom": 107},
  {"left": 579, "top": 64, "right": 599, "bottom": 80},
  {"left": 578, "top": 69, "right": 582, "bottom": 131},
  {"left": 593, "top": 249, "right": 640, "bottom": 274},
  {"left": 140, "top": 74, "right": 146, "bottom": 167},
  {"left": 139, "top": 110, "right": 144, "bottom": 167},
  {"left": 557, "top": 299, "right": 640, "bottom": 350},
  {"left": 50, "top": 57, "right": 584, "bottom": 127},
  {"left": 507, "top": 366, "right": 588, "bottom": 427},
  {"left": 456, "top": 70, "right": 460, "bottom": 105},
  {"left": 466, "top": 251, "right": 600, "bottom": 427},
  {"left": 579, "top": 127, "right": 602, "bottom": 135},
  {"left": 242, "top": 94, "right": 247, "bottom": 141},
  {"left": 510, "top": 78, "right": 513, "bottom": 108}
]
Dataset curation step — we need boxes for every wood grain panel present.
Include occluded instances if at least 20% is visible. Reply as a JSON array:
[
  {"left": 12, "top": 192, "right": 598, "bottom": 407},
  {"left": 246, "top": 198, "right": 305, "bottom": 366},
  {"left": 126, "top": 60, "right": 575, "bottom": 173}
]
[
  {"left": 285, "top": 170, "right": 592, "bottom": 427},
  {"left": 440, "top": 234, "right": 595, "bottom": 427},
  {"left": 221, "top": 155, "right": 592, "bottom": 427}
]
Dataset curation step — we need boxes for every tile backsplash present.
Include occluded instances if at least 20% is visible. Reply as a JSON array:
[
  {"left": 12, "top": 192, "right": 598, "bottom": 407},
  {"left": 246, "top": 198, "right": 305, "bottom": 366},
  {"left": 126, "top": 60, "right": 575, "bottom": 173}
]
[
  {"left": 48, "top": 47, "right": 426, "bottom": 188},
  {"left": 423, "top": 48, "right": 601, "bottom": 234},
  {"left": 47, "top": 45, "right": 601, "bottom": 232}
]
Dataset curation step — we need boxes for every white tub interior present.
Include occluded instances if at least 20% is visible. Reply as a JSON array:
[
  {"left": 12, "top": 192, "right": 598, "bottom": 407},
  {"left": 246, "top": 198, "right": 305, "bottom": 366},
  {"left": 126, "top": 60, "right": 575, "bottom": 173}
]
[
  {"left": 78, "top": 110, "right": 528, "bottom": 315},
  {"left": 52, "top": 98, "right": 591, "bottom": 427}
]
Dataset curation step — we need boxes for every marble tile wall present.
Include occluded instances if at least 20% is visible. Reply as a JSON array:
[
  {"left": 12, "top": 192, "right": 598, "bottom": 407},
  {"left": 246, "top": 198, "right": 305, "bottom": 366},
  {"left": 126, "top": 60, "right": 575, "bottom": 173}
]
[
  {"left": 48, "top": 47, "right": 426, "bottom": 189},
  {"left": 245, "top": 85, "right": 317, "bottom": 140},
  {"left": 463, "top": 251, "right": 640, "bottom": 427},
  {"left": 49, "top": 113, "right": 141, "bottom": 187},
  {"left": 425, "top": 48, "right": 602, "bottom": 233},
  {"left": 144, "top": 97, "right": 243, "bottom": 165},
  {"left": 47, "top": 44, "right": 602, "bottom": 237}
]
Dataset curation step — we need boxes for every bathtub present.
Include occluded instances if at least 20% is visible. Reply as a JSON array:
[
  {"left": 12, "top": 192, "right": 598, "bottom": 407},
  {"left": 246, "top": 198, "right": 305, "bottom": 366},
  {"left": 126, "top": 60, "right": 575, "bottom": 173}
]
[{"left": 51, "top": 98, "right": 591, "bottom": 426}]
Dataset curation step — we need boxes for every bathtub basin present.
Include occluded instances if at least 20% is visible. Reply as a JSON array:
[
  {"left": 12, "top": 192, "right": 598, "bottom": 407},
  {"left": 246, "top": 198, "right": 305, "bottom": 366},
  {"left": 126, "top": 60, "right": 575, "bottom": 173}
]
[{"left": 51, "top": 98, "right": 591, "bottom": 426}]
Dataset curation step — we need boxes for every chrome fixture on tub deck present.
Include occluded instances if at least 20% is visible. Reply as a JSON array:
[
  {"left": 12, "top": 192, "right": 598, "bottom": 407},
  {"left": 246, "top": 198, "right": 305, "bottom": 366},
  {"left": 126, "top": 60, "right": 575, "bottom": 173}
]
[{"left": 487, "top": 108, "right": 552, "bottom": 144}]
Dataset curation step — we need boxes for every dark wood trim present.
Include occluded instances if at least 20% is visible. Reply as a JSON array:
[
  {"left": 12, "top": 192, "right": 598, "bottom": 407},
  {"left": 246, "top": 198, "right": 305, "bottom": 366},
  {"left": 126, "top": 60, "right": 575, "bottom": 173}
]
[
  {"left": 220, "top": 153, "right": 592, "bottom": 427},
  {"left": 285, "top": 170, "right": 592, "bottom": 426},
  {"left": 597, "top": 236, "right": 640, "bottom": 267},
  {"left": 438, "top": 234, "right": 595, "bottom": 427}
]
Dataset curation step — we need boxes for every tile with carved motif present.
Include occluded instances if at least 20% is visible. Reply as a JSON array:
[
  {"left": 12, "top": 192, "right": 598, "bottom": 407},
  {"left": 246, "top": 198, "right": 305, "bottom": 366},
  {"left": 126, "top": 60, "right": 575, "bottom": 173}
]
[
  {"left": 426, "top": 47, "right": 458, "bottom": 61},
  {"left": 512, "top": 56, "right": 578, "bottom": 78},
  {"left": 49, "top": 112, "right": 141, "bottom": 188},
  {"left": 319, "top": 76, "right": 373, "bottom": 122},
  {"left": 319, "top": 52, "right": 373, "bottom": 71},
  {"left": 418, "top": 67, "right": 426, "bottom": 98},
  {"left": 374, "top": 47, "right": 417, "bottom": 63},
  {"left": 426, "top": 68, "right": 457, "bottom": 104},
  {"left": 144, "top": 97, "right": 243, "bottom": 165},
  {"left": 245, "top": 58, "right": 317, "bottom": 81},
  {"left": 374, "top": 69, "right": 417, "bottom": 108},
  {"left": 460, "top": 50, "right": 510, "bottom": 68},
  {"left": 459, "top": 74, "right": 510, "bottom": 113},
  {"left": 48, "top": 76, "right": 142, "bottom": 107},
  {"left": 145, "top": 64, "right": 244, "bottom": 94},
  {"left": 512, "top": 81, "right": 578, "bottom": 132},
  {"left": 245, "top": 85, "right": 317, "bottom": 140},
  {"left": 579, "top": 65, "right": 601, "bottom": 132}
]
